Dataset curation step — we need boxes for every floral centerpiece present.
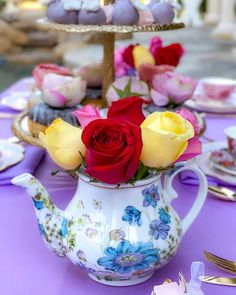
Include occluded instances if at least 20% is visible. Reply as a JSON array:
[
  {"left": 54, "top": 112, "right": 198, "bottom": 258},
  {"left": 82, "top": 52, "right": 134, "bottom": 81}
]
[
  {"left": 40, "top": 97, "right": 201, "bottom": 184},
  {"left": 109, "top": 36, "right": 197, "bottom": 110}
]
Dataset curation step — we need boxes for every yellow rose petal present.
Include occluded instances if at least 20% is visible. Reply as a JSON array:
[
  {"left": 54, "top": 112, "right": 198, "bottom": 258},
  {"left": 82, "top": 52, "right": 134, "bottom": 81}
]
[
  {"left": 39, "top": 118, "right": 85, "bottom": 170},
  {"left": 133, "top": 45, "right": 155, "bottom": 70},
  {"left": 140, "top": 111, "right": 194, "bottom": 168}
]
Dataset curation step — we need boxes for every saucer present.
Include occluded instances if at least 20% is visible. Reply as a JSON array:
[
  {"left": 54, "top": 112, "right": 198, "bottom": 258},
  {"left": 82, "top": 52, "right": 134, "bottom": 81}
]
[
  {"left": 198, "top": 154, "right": 236, "bottom": 186},
  {"left": 185, "top": 80, "right": 236, "bottom": 114},
  {"left": 1, "top": 92, "right": 29, "bottom": 111},
  {"left": 0, "top": 140, "right": 25, "bottom": 172},
  {"left": 209, "top": 149, "right": 236, "bottom": 176}
]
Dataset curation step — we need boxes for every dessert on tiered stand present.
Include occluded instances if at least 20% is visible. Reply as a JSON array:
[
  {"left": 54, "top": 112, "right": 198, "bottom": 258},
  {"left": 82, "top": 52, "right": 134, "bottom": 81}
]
[{"left": 12, "top": 0, "right": 185, "bottom": 147}]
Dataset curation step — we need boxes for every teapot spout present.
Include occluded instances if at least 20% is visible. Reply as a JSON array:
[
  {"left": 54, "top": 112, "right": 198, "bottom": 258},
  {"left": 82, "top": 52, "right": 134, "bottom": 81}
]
[
  {"left": 12, "top": 173, "right": 67, "bottom": 257},
  {"left": 12, "top": 173, "right": 58, "bottom": 213}
]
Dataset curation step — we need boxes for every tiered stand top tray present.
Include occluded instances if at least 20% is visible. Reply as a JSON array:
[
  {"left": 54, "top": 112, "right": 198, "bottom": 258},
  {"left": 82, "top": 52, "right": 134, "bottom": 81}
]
[
  {"left": 37, "top": 18, "right": 185, "bottom": 33},
  {"left": 36, "top": 18, "right": 184, "bottom": 104},
  {"left": 12, "top": 14, "right": 184, "bottom": 147}
]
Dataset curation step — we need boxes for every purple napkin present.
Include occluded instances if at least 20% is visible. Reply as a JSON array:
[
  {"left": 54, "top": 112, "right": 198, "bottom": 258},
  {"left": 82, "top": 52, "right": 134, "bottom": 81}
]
[
  {"left": 0, "top": 145, "right": 45, "bottom": 186},
  {"left": 180, "top": 171, "right": 236, "bottom": 188}
]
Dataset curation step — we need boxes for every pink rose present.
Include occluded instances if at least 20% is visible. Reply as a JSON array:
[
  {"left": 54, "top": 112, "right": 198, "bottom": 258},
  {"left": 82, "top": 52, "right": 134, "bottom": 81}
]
[
  {"left": 42, "top": 73, "right": 87, "bottom": 108},
  {"left": 151, "top": 72, "right": 197, "bottom": 106},
  {"left": 73, "top": 105, "right": 102, "bottom": 129},
  {"left": 176, "top": 108, "right": 202, "bottom": 162},
  {"left": 33, "top": 64, "right": 71, "bottom": 90}
]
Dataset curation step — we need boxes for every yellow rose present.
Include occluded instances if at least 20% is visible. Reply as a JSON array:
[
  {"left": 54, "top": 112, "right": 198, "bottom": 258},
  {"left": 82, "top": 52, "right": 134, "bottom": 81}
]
[
  {"left": 39, "top": 118, "right": 85, "bottom": 170},
  {"left": 140, "top": 112, "right": 194, "bottom": 168},
  {"left": 133, "top": 45, "right": 155, "bottom": 70}
]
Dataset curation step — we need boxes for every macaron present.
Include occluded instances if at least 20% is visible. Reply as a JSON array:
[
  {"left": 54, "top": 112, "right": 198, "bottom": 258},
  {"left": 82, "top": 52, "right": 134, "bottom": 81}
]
[
  {"left": 78, "top": 8, "right": 107, "bottom": 25},
  {"left": 151, "top": 2, "right": 175, "bottom": 25},
  {"left": 112, "top": 0, "right": 139, "bottom": 25},
  {"left": 47, "top": 0, "right": 78, "bottom": 24}
]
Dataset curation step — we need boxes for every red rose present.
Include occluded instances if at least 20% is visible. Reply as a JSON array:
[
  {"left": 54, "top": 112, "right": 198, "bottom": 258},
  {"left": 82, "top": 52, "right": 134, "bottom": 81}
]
[
  {"left": 153, "top": 44, "right": 184, "bottom": 67},
  {"left": 107, "top": 96, "right": 148, "bottom": 126},
  {"left": 122, "top": 45, "right": 136, "bottom": 68},
  {"left": 82, "top": 119, "right": 142, "bottom": 184},
  {"left": 33, "top": 64, "right": 71, "bottom": 90}
]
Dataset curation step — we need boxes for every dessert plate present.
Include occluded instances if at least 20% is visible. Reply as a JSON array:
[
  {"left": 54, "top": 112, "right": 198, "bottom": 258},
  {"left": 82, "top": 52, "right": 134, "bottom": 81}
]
[
  {"left": 209, "top": 149, "right": 236, "bottom": 176},
  {"left": 185, "top": 81, "right": 236, "bottom": 114},
  {"left": 0, "top": 140, "right": 25, "bottom": 172},
  {"left": 198, "top": 154, "right": 236, "bottom": 186},
  {"left": 1, "top": 92, "right": 29, "bottom": 111}
]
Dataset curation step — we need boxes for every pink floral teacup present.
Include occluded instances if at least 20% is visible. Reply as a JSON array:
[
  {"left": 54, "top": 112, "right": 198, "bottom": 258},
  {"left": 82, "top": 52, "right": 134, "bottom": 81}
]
[
  {"left": 225, "top": 126, "right": 236, "bottom": 155},
  {"left": 202, "top": 78, "right": 236, "bottom": 100}
]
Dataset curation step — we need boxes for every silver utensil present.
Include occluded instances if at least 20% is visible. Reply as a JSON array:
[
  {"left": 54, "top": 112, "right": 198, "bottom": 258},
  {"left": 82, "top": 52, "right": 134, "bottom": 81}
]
[
  {"left": 204, "top": 251, "right": 236, "bottom": 274},
  {"left": 201, "top": 276, "right": 236, "bottom": 287},
  {"left": 208, "top": 185, "right": 236, "bottom": 201}
]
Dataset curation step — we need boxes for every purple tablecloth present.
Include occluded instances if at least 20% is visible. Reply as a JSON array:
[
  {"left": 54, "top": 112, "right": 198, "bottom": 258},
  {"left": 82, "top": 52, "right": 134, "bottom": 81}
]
[{"left": 1, "top": 81, "right": 236, "bottom": 295}]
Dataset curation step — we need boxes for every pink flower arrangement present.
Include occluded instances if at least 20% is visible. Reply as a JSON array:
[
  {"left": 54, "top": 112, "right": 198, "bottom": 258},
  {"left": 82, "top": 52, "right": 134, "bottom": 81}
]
[
  {"left": 114, "top": 36, "right": 184, "bottom": 78},
  {"left": 41, "top": 98, "right": 202, "bottom": 185}
]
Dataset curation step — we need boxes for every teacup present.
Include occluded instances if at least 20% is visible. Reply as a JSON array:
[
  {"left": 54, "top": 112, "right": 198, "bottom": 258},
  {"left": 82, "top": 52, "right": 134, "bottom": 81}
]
[
  {"left": 202, "top": 78, "right": 236, "bottom": 100},
  {"left": 225, "top": 126, "right": 236, "bottom": 155}
]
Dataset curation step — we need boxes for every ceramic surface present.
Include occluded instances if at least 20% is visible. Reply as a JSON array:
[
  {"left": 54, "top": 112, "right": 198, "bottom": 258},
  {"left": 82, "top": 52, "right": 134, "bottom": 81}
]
[
  {"left": 0, "top": 140, "right": 25, "bottom": 172},
  {"left": 225, "top": 126, "right": 236, "bottom": 155},
  {"left": 1, "top": 92, "right": 29, "bottom": 111},
  {"left": 198, "top": 154, "right": 236, "bottom": 186},
  {"left": 185, "top": 79, "right": 236, "bottom": 113},
  {"left": 12, "top": 162, "right": 207, "bottom": 286},
  {"left": 202, "top": 77, "right": 236, "bottom": 100},
  {"left": 210, "top": 149, "right": 236, "bottom": 176}
]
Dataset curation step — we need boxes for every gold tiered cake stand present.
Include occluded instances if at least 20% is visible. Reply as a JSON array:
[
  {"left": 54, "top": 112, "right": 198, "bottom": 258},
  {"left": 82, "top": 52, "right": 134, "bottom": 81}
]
[{"left": 12, "top": 0, "right": 184, "bottom": 147}]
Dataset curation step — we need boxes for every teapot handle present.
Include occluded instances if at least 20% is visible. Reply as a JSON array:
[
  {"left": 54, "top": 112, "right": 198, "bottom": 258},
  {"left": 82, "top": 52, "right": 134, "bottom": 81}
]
[{"left": 163, "top": 162, "right": 208, "bottom": 235}]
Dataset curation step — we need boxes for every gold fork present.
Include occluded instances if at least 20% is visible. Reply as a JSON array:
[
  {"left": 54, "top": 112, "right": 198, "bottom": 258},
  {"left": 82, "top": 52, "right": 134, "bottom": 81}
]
[{"left": 204, "top": 251, "right": 236, "bottom": 274}]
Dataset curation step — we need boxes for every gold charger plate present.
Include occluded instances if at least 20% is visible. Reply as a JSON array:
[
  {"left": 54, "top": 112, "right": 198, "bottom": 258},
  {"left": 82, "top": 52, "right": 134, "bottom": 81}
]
[
  {"left": 11, "top": 111, "right": 43, "bottom": 148},
  {"left": 37, "top": 18, "right": 185, "bottom": 33}
]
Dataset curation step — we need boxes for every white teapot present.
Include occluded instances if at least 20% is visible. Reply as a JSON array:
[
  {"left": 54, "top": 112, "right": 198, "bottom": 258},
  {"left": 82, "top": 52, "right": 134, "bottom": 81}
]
[{"left": 12, "top": 161, "right": 207, "bottom": 286}]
